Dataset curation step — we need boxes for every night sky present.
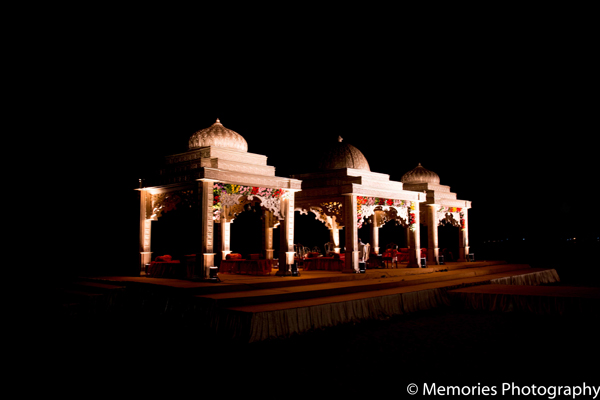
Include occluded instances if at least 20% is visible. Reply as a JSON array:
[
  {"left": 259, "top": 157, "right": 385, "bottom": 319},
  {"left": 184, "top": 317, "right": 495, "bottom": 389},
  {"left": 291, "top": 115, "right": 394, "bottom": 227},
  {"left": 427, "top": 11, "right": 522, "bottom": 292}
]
[{"left": 74, "top": 43, "right": 597, "bottom": 276}]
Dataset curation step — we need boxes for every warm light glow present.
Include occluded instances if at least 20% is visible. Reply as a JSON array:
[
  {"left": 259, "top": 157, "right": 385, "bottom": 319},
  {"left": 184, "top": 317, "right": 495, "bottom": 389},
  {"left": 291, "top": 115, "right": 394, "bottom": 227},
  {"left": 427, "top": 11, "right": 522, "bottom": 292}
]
[{"left": 285, "top": 252, "right": 295, "bottom": 265}]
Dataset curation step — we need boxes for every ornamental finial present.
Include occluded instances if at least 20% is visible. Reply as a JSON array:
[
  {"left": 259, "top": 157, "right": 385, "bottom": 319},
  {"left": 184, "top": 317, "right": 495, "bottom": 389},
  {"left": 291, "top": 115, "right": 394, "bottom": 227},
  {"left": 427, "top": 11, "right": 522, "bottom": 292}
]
[
  {"left": 215, "top": 118, "right": 221, "bottom": 124},
  {"left": 338, "top": 136, "right": 343, "bottom": 142}
]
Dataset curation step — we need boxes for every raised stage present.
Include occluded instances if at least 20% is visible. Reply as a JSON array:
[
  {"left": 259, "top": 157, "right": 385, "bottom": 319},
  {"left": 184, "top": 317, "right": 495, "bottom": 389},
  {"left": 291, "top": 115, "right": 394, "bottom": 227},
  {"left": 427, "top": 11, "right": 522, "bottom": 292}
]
[{"left": 63, "top": 260, "right": 590, "bottom": 342}]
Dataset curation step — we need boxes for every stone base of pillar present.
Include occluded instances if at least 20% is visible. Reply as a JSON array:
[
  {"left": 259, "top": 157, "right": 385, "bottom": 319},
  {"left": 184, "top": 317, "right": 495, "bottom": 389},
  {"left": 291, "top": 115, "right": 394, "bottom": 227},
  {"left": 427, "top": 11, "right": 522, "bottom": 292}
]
[
  {"left": 140, "top": 252, "right": 152, "bottom": 274},
  {"left": 428, "top": 248, "right": 440, "bottom": 265},
  {"left": 193, "top": 253, "right": 216, "bottom": 279},
  {"left": 342, "top": 251, "right": 360, "bottom": 273},
  {"left": 276, "top": 252, "right": 295, "bottom": 276},
  {"left": 407, "top": 263, "right": 421, "bottom": 268},
  {"left": 458, "top": 246, "right": 470, "bottom": 262},
  {"left": 265, "top": 249, "right": 274, "bottom": 260},
  {"left": 407, "top": 248, "right": 421, "bottom": 268}
]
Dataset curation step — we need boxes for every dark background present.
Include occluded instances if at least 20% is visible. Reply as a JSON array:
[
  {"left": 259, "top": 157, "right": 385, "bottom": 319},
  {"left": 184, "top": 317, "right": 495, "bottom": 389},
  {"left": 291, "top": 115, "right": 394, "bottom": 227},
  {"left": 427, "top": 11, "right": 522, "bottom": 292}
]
[
  {"left": 41, "top": 11, "right": 598, "bottom": 395},
  {"left": 60, "top": 29, "right": 597, "bottom": 282}
]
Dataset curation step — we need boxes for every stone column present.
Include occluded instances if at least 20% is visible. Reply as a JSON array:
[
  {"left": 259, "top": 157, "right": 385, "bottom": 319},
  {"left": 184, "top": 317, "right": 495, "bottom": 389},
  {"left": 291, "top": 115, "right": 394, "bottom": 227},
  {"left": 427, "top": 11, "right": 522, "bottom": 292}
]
[
  {"left": 263, "top": 210, "right": 275, "bottom": 260},
  {"left": 407, "top": 202, "right": 421, "bottom": 268},
  {"left": 427, "top": 204, "right": 440, "bottom": 264},
  {"left": 139, "top": 189, "right": 153, "bottom": 273},
  {"left": 198, "top": 180, "right": 216, "bottom": 279},
  {"left": 220, "top": 216, "right": 231, "bottom": 261},
  {"left": 330, "top": 226, "right": 340, "bottom": 253},
  {"left": 458, "top": 208, "right": 470, "bottom": 261},
  {"left": 343, "top": 194, "right": 359, "bottom": 273},
  {"left": 276, "top": 195, "right": 295, "bottom": 276},
  {"left": 371, "top": 213, "right": 380, "bottom": 255}
]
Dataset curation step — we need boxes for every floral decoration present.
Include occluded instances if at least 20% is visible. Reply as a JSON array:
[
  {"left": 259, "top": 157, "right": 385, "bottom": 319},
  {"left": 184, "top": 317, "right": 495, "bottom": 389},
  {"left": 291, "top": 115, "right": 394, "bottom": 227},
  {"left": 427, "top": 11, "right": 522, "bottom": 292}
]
[
  {"left": 356, "top": 196, "right": 415, "bottom": 230},
  {"left": 212, "top": 183, "right": 287, "bottom": 220},
  {"left": 438, "top": 206, "right": 465, "bottom": 231}
]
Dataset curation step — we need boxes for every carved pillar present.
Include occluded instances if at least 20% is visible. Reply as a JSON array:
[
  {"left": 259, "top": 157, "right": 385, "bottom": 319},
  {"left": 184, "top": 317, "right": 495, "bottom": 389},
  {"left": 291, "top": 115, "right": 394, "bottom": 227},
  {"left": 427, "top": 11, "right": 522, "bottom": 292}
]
[
  {"left": 198, "top": 180, "right": 216, "bottom": 279},
  {"left": 139, "top": 189, "right": 153, "bottom": 273},
  {"left": 263, "top": 210, "right": 275, "bottom": 260},
  {"left": 343, "top": 194, "right": 359, "bottom": 273},
  {"left": 458, "top": 208, "right": 470, "bottom": 261},
  {"left": 371, "top": 213, "right": 380, "bottom": 255},
  {"left": 276, "top": 195, "right": 295, "bottom": 276},
  {"left": 220, "top": 217, "right": 231, "bottom": 261},
  {"left": 427, "top": 204, "right": 440, "bottom": 264},
  {"left": 330, "top": 227, "right": 340, "bottom": 253},
  {"left": 407, "top": 203, "right": 421, "bottom": 268}
]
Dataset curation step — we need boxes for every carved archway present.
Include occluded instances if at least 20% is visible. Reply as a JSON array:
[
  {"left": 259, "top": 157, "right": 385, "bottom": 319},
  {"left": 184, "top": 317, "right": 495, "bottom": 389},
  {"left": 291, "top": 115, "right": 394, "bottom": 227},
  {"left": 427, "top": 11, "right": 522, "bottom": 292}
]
[{"left": 149, "top": 189, "right": 197, "bottom": 261}]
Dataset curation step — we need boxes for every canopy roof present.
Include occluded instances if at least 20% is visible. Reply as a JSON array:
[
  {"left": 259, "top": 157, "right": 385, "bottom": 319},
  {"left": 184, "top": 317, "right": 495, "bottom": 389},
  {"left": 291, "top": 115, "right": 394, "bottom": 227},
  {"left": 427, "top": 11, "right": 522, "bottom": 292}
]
[
  {"left": 317, "top": 136, "right": 370, "bottom": 171},
  {"left": 188, "top": 118, "right": 248, "bottom": 152},
  {"left": 401, "top": 163, "right": 440, "bottom": 184}
]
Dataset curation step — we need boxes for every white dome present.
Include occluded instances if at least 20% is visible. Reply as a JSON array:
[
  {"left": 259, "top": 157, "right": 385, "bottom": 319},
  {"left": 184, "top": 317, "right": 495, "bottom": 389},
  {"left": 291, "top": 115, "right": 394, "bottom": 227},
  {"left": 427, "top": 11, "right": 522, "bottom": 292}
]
[
  {"left": 317, "top": 136, "right": 370, "bottom": 171},
  {"left": 188, "top": 118, "right": 248, "bottom": 152},
  {"left": 401, "top": 163, "right": 440, "bottom": 184}
]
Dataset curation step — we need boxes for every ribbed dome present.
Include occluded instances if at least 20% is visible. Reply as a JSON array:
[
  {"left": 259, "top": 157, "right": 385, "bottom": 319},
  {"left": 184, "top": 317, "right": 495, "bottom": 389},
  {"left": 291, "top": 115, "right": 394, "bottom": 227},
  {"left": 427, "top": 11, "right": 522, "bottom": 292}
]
[
  {"left": 188, "top": 118, "right": 248, "bottom": 152},
  {"left": 317, "top": 136, "right": 370, "bottom": 171},
  {"left": 401, "top": 163, "right": 440, "bottom": 184}
]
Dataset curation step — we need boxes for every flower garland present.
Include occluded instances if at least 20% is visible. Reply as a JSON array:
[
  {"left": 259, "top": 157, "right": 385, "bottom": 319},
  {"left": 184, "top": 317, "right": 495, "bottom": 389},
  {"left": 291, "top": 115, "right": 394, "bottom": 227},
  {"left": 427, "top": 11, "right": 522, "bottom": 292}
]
[
  {"left": 212, "top": 183, "right": 287, "bottom": 220},
  {"left": 438, "top": 206, "right": 465, "bottom": 231},
  {"left": 409, "top": 201, "right": 417, "bottom": 231},
  {"left": 356, "top": 196, "right": 416, "bottom": 230}
]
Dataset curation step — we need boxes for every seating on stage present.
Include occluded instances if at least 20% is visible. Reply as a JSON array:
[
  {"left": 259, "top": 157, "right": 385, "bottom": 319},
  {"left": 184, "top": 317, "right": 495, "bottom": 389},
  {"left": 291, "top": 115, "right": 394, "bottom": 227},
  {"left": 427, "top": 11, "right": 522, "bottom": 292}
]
[
  {"left": 220, "top": 253, "right": 274, "bottom": 275},
  {"left": 294, "top": 244, "right": 311, "bottom": 266},
  {"left": 303, "top": 252, "right": 345, "bottom": 271},
  {"left": 381, "top": 248, "right": 399, "bottom": 268},
  {"left": 397, "top": 248, "right": 409, "bottom": 263},
  {"left": 147, "top": 255, "right": 185, "bottom": 278}
]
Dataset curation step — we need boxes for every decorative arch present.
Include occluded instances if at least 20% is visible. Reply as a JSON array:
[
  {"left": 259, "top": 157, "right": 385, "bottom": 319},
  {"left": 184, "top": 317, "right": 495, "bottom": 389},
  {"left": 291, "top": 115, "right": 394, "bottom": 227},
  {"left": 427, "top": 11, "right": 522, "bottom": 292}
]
[
  {"left": 213, "top": 183, "right": 290, "bottom": 222},
  {"left": 437, "top": 206, "right": 465, "bottom": 230},
  {"left": 150, "top": 189, "right": 195, "bottom": 219},
  {"left": 357, "top": 196, "right": 417, "bottom": 231}
]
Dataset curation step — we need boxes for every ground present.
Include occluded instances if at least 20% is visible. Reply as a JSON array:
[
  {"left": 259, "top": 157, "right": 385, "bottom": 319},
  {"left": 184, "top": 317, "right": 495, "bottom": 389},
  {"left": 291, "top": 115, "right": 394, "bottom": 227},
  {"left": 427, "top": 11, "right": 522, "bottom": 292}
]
[{"left": 45, "top": 282, "right": 598, "bottom": 397}]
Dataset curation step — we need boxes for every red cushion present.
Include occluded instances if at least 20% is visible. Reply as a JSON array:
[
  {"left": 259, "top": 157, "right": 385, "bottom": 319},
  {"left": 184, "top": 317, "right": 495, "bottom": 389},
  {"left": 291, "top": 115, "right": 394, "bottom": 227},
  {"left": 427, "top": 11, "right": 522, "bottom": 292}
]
[{"left": 226, "top": 253, "right": 242, "bottom": 260}]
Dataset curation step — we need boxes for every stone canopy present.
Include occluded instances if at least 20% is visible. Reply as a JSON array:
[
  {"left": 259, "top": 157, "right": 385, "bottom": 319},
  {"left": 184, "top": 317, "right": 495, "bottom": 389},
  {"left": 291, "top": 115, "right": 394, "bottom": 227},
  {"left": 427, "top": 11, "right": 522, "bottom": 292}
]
[
  {"left": 138, "top": 119, "right": 301, "bottom": 278},
  {"left": 291, "top": 137, "right": 426, "bottom": 271},
  {"left": 137, "top": 121, "right": 472, "bottom": 278}
]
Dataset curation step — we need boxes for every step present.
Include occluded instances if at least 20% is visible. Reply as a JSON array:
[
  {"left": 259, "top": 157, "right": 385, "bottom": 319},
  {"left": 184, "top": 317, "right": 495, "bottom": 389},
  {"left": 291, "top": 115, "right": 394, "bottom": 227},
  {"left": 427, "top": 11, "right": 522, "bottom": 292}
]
[
  {"left": 58, "top": 280, "right": 127, "bottom": 315},
  {"left": 187, "top": 260, "right": 511, "bottom": 296},
  {"left": 64, "top": 280, "right": 126, "bottom": 293},
  {"left": 194, "top": 264, "right": 532, "bottom": 308},
  {"left": 208, "top": 268, "right": 559, "bottom": 342},
  {"left": 448, "top": 284, "right": 600, "bottom": 315},
  {"left": 225, "top": 268, "right": 545, "bottom": 313}
]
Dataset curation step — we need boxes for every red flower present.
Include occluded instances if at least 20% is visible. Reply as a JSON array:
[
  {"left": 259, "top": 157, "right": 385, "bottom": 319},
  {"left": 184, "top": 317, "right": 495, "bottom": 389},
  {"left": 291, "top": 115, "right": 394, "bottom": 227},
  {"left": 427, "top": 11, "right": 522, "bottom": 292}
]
[{"left": 386, "top": 199, "right": 393, "bottom": 206}]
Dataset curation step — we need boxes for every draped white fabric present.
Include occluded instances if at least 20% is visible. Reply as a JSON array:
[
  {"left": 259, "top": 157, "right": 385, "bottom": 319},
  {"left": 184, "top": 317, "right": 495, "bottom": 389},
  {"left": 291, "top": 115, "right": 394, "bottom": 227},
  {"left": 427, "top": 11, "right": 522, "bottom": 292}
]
[
  {"left": 245, "top": 287, "right": 452, "bottom": 342},
  {"left": 490, "top": 269, "right": 560, "bottom": 285},
  {"left": 201, "top": 269, "right": 566, "bottom": 342}
]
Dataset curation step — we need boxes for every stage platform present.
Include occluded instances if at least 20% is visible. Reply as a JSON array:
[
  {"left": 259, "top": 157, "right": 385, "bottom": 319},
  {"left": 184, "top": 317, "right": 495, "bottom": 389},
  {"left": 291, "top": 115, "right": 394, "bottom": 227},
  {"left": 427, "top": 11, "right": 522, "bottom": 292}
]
[
  {"left": 73, "top": 260, "right": 567, "bottom": 342},
  {"left": 448, "top": 284, "right": 600, "bottom": 316}
]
